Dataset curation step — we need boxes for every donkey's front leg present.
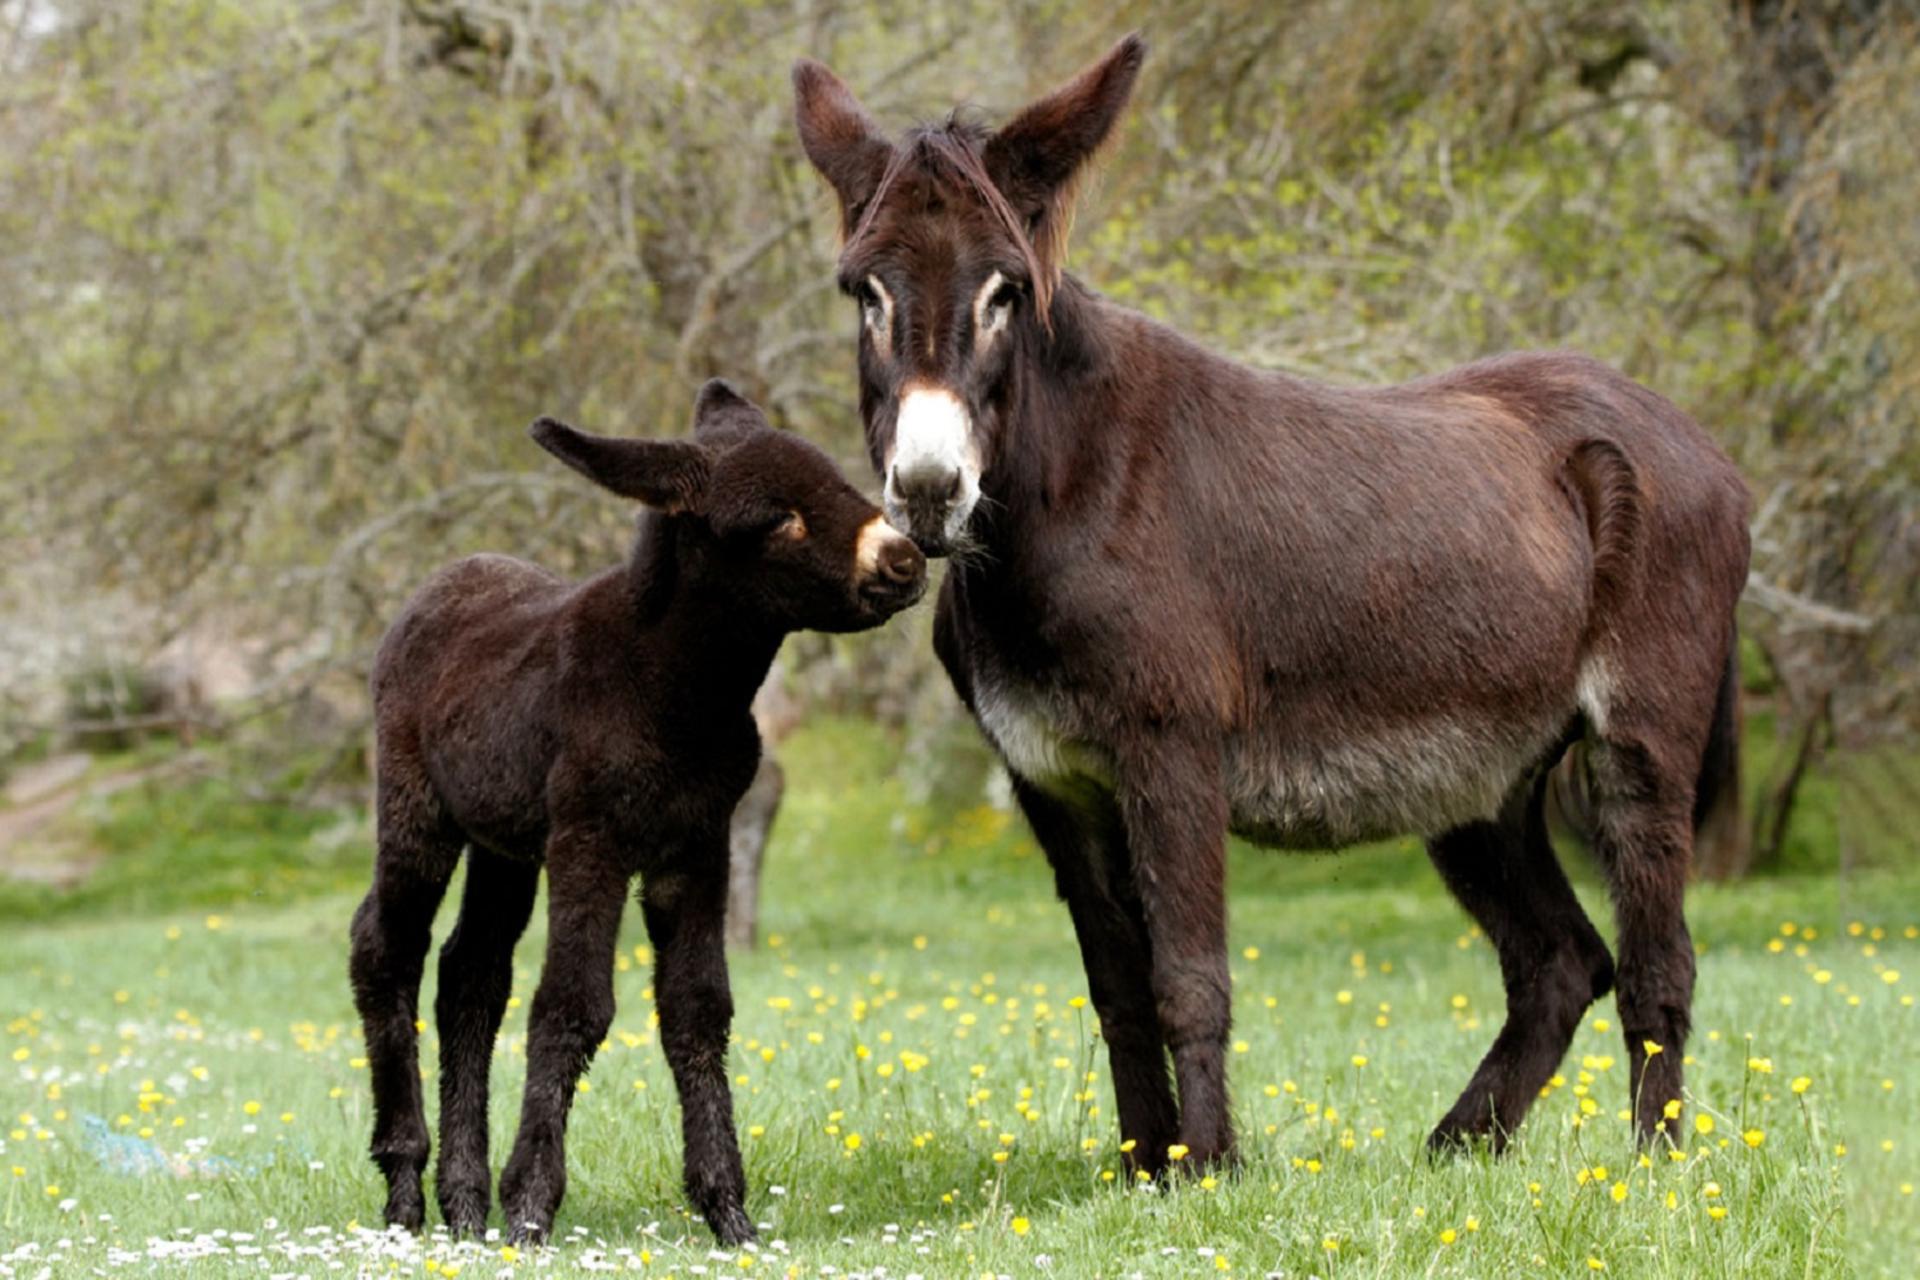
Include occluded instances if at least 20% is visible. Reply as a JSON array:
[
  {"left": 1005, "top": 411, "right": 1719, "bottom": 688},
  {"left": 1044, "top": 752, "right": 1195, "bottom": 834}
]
[
  {"left": 641, "top": 858, "right": 754, "bottom": 1245},
  {"left": 1014, "top": 778, "right": 1178, "bottom": 1179},
  {"left": 1114, "top": 739, "right": 1235, "bottom": 1169},
  {"left": 498, "top": 832, "right": 628, "bottom": 1243}
]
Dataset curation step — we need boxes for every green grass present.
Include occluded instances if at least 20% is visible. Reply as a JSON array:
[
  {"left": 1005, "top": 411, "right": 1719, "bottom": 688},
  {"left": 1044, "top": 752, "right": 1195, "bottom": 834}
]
[
  {"left": 0, "top": 769, "right": 357, "bottom": 920},
  {"left": 1, "top": 718, "right": 1915, "bottom": 1277}
]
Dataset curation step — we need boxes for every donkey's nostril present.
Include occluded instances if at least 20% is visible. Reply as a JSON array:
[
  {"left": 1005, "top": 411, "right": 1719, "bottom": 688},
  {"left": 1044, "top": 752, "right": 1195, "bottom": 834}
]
[
  {"left": 891, "top": 459, "right": 962, "bottom": 512},
  {"left": 879, "top": 537, "right": 925, "bottom": 585}
]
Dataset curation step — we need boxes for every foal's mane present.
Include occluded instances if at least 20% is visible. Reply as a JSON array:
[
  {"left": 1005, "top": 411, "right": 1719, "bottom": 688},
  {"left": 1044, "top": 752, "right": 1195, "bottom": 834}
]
[{"left": 845, "top": 117, "right": 1060, "bottom": 334}]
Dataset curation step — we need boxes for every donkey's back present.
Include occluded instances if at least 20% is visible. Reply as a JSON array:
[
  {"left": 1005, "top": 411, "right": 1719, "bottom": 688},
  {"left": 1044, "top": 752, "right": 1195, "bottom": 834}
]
[{"left": 1185, "top": 347, "right": 1747, "bottom": 846}]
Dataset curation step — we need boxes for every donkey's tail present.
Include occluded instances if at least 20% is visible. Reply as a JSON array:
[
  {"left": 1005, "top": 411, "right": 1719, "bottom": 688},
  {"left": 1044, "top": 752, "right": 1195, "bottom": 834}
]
[
  {"left": 1563, "top": 438, "right": 1642, "bottom": 632},
  {"left": 1691, "top": 625, "right": 1745, "bottom": 854}
]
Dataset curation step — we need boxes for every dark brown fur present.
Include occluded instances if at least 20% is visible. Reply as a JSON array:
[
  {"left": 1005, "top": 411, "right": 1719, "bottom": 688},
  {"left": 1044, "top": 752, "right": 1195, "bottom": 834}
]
[
  {"left": 347, "top": 381, "right": 923, "bottom": 1243},
  {"left": 796, "top": 37, "right": 1750, "bottom": 1168}
]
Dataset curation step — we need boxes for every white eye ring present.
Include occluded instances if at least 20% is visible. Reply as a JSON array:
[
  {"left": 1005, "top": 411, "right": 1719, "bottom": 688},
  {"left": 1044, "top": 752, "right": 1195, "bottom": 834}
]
[
  {"left": 860, "top": 275, "right": 894, "bottom": 355},
  {"left": 973, "top": 270, "right": 1015, "bottom": 350}
]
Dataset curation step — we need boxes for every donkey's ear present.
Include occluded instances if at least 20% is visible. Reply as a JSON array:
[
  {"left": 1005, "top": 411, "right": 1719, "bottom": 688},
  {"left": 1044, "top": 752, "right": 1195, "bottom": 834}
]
[
  {"left": 984, "top": 34, "right": 1144, "bottom": 229},
  {"left": 690, "top": 377, "right": 773, "bottom": 449},
  {"left": 793, "top": 58, "right": 893, "bottom": 232},
  {"left": 530, "top": 418, "right": 711, "bottom": 514}
]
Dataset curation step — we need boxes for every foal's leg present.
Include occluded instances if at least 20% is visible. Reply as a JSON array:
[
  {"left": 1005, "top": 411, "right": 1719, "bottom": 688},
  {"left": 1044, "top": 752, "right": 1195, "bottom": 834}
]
[
  {"left": 641, "top": 859, "right": 754, "bottom": 1245},
  {"left": 433, "top": 849, "right": 541, "bottom": 1235},
  {"left": 1014, "top": 779, "right": 1178, "bottom": 1178},
  {"left": 1427, "top": 778, "right": 1615, "bottom": 1151},
  {"left": 1113, "top": 742, "right": 1236, "bottom": 1168},
  {"left": 348, "top": 772, "right": 461, "bottom": 1230},
  {"left": 1587, "top": 727, "right": 1701, "bottom": 1140},
  {"left": 498, "top": 833, "right": 628, "bottom": 1243}
]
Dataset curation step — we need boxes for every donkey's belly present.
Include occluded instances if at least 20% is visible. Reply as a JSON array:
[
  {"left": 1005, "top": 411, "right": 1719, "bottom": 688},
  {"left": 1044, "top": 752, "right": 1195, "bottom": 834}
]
[
  {"left": 1221, "top": 718, "right": 1559, "bottom": 848},
  {"left": 976, "top": 676, "right": 1563, "bottom": 847}
]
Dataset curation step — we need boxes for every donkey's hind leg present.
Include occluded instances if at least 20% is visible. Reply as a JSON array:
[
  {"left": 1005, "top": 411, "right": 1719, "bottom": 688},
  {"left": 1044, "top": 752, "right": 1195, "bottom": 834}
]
[
  {"left": 1427, "top": 776, "right": 1614, "bottom": 1152},
  {"left": 499, "top": 832, "right": 629, "bottom": 1244},
  {"left": 433, "top": 848, "right": 541, "bottom": 1236},
  {"left": 349, "top": 767, "right": 462, "bottom": 1230},
  {"left": 1586, "top": 719, "right": 1706, "bottom": 1140}
]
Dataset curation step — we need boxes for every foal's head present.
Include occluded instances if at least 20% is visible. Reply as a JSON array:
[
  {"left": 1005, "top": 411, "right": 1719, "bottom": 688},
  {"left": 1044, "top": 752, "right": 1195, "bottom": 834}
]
[
  {"left": 532, "top": 380, "right": 925, "bottom": 631},
  {"left": 794, "top": 36, "right": 1145, "bottom": 556}
]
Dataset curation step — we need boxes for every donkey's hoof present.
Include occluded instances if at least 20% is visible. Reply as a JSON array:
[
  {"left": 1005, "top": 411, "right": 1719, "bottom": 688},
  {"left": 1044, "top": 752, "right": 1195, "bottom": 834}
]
[
  {"left": 1426, "top": 1118, "right": 1506, "bottom": 1158},
  {"left": 1167, "top": 1137, "right": 1237, "bottom": 1178},
  {"left": 505, "top": 1214, "right": 552, "bottom": 1247}
]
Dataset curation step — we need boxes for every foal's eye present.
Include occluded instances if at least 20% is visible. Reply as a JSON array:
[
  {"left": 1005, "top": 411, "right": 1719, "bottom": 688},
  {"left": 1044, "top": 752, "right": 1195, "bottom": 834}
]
[
  {"left": 771, "top": 510, "right": 807, "bottom": 541},
  {"left": 989, "top": 281, "right": 1021, "bottom": 315}
]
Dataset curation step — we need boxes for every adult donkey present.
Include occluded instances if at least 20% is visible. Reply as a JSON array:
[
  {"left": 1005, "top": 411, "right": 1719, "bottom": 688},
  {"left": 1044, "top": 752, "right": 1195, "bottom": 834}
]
[{"left": 794, "top": 36, "right": 1750, "bottom": 1170}]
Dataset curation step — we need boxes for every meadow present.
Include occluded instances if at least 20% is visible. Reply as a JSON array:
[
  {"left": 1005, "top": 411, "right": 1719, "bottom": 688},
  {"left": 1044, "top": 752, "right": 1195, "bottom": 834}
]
[{"left": 1, "top": 719, "right": 1914, "bottom": 1278}]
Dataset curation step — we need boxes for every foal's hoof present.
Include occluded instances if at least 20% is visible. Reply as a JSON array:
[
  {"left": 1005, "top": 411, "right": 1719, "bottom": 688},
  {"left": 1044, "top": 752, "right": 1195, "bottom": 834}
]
[
  {"left": 499, "top": 1161, "right": 560, "bottom": 1245},
  {"left": 706, "top": 1203, "right": 757, "bottom": 1246},
  {"left": 382, "top": 1186, "right": 426, "bottom": 1233},
  {"left": 438, "top": 1188, "right": 490, "bottom": 1239}
]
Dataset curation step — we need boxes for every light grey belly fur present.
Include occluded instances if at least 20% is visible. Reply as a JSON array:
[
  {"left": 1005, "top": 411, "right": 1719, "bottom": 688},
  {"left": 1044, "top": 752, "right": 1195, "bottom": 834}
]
[{"left": 975, "top": 675, "right": 1574, "bottom": 847}]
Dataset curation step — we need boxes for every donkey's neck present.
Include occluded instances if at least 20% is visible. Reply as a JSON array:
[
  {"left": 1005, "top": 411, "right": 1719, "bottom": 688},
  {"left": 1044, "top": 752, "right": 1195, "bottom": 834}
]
[
  {"left": 984, "top": 276, "right": 1297, "bottom": 547},
  {"left": 975, "top": 279, "right": 1150, "bottom": 549}
]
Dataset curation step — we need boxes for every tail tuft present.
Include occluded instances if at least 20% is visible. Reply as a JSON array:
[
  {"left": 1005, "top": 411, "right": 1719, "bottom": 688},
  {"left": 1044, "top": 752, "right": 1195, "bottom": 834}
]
[{"left": 1691, "top": 627, "right": 1746, "bottom": 872}]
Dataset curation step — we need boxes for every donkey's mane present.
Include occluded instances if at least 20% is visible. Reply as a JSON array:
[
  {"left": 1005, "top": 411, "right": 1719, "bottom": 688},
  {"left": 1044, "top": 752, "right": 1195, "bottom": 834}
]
[{"left": 845, "top": 117, "right": 1060, "bottom": 332}]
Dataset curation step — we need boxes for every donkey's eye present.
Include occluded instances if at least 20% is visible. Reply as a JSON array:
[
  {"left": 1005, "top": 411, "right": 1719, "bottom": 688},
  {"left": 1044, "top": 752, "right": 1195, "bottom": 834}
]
[
  {"left": 975, "top": 273, "right": 1022, "bottom": 346},
  {"left": 854, "top": 276, "right": 893, "bottom": 345},
  {"left": 771, "top": 510, "right": 807, "bottom": 541}
]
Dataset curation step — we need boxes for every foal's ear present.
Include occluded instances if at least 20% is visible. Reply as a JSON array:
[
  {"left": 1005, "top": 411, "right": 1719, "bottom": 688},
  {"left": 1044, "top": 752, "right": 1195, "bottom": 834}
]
[
  {"left": 793, "top": 57, "right": 894, "bottom": 232},
  {"left": 690, "top": 377, "right": 774, "bottom": 450},
  {"left": 984, "top": 34, "right": 1145, "bottom": 252},
  {"left": 529, "top": 418, "right": 711, "bottom": 514}
]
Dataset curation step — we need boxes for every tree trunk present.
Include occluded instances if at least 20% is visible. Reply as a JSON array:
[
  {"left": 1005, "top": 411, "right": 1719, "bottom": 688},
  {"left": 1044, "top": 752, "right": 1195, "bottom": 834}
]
[{"left": 724, "top": 753, "right": 784, "bottom": 950}]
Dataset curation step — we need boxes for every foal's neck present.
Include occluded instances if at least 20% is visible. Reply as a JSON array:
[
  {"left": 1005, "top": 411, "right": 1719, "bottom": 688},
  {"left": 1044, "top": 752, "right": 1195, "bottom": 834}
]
[
  {"left": 650, "top": 589, "right": 784, "bottom": 713},
  {"left": 622, "top": 518, "right": 783, "bottom": 714}
]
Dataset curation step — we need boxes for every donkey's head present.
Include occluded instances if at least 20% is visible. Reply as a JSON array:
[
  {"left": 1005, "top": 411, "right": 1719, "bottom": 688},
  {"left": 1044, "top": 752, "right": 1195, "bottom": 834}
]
[
  {"left": 794, "top": 35, "right": 1145, "bottom": 555},
  {"left": 531, "top": 380, "right": 925, "bottom": 631}
]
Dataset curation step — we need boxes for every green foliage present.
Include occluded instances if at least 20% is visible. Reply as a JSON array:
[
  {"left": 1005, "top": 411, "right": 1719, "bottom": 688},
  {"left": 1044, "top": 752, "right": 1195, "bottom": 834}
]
[{"left": 0, "top": 3, "right": 1914, "bottom": 879}]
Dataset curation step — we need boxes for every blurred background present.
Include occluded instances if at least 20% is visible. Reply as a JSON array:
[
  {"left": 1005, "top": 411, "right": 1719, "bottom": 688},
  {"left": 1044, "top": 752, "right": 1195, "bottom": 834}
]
[{"left": 2, "top": 0, "right": 1916, "bottom": 916}]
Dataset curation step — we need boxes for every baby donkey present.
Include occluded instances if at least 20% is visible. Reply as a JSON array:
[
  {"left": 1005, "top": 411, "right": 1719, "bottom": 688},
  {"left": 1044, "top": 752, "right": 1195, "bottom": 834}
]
[{"left": 349, "top": 381, "right": 925, "bottom": 1244}]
